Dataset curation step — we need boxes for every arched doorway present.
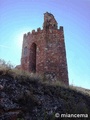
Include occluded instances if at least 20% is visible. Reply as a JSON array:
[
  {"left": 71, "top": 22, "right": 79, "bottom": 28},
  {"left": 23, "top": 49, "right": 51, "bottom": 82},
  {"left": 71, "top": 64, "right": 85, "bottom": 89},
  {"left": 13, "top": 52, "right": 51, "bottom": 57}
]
[{"left": 30, "top": 43, "right": 37, "bottom": 72}]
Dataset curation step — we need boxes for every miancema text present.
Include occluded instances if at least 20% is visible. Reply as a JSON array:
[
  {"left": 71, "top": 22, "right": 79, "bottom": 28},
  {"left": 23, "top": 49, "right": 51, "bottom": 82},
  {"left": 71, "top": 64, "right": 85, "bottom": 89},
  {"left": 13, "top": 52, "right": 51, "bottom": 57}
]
[{"left": 61, "top": 113, "right": 88, "bottom": 118}]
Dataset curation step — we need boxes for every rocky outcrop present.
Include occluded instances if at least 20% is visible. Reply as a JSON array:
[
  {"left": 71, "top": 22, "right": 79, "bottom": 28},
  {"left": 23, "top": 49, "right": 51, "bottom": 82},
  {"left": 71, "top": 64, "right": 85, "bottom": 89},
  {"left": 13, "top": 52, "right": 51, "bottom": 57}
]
[{"left": 0, "top": 75, "right": 90, "bottom": 120}]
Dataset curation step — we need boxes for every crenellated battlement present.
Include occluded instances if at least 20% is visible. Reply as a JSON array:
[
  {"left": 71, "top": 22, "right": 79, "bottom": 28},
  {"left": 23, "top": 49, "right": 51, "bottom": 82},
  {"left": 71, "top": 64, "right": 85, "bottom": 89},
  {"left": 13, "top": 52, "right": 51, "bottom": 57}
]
[
  {"left": 31, "top": 30, "right": 35, "bottom": 34},
  {"left": 23, "top": 26, "right": 63, "bottom": 40},
  {"left": 59, "top": 26, "right": 63, "bottom": 31},
  {"left": 27, "top": 32, "right": 31, "bottom": 35},
  {"left": 23, "top": 28, "right": 43, "bottom": 37},
  {"left": 31, "top": 28, "right": 42, "bottom": 34},
  {"left": 37, "top": 27, "right": 41, "bottom": 32},
  {"left": 23, "top": 33, "right": 27, "bottom": 38}
]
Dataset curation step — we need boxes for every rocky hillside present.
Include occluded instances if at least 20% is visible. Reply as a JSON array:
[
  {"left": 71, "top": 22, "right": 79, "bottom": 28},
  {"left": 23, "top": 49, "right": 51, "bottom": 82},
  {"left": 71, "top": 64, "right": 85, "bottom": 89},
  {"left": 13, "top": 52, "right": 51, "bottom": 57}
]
[{"left": 0, "top": 66, "right": 90, "bottom": 120}]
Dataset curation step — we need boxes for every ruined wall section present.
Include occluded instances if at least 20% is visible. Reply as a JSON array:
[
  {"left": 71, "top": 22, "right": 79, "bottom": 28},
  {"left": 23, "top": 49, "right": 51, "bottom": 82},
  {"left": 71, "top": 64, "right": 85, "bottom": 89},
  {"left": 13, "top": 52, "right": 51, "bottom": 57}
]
[{"left": 43, "top": 12, "right": 58, "bottom": 30}]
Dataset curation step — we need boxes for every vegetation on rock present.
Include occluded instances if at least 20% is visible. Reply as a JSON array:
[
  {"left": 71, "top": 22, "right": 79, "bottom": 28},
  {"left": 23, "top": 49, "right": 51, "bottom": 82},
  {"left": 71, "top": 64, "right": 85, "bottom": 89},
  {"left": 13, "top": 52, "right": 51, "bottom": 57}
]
[{"left": 0, "top": 59, "right": 90, "bottom": 120}]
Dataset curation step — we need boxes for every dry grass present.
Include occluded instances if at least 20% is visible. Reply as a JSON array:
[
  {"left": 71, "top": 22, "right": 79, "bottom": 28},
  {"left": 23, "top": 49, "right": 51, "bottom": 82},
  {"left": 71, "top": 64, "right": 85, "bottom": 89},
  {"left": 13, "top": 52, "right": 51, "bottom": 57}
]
[
  {"left": 0, "top": 59, "right": 90, "bottom": 96},
  {"left": 69, "top": 85, "right": 90, "bottom": 96},
  {"left": 0, "top": 59, "right": 41, "bottom": 81}
]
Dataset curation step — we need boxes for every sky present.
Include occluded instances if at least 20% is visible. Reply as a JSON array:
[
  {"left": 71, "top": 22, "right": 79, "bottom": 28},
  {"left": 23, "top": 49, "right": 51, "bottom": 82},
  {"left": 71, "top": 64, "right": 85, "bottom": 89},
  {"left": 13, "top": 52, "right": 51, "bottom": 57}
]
[{"left": 0, "top": 0, "right": 90, "bottom": 89}]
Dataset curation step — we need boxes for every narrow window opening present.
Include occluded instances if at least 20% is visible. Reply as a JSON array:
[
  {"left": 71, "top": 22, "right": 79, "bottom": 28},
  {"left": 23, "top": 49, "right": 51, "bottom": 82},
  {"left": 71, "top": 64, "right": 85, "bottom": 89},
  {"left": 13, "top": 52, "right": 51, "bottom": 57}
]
[
  {"left": 24, "top": 46, "right": 27, "bottom": 55},
  {"left": 30, "top": 43, "right": 37, "bottom": 73}
]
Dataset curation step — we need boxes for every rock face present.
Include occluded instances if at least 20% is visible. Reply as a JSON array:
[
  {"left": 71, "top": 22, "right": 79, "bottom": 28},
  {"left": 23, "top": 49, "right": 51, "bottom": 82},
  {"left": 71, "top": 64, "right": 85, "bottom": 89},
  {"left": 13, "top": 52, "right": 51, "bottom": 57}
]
[
  {"left": 0, "top": 75, "right": 90, "bottom": 120},
  {"left": 21, "top": 12, "right": 69, "bottom": 85}
]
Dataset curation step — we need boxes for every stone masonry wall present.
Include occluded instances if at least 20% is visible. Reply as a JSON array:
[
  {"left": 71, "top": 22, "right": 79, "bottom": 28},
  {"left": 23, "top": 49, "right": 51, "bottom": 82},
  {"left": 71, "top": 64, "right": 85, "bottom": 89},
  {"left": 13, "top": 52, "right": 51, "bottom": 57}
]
[{"left": 21, "top": 12, "right": 69, "bottom": 85}]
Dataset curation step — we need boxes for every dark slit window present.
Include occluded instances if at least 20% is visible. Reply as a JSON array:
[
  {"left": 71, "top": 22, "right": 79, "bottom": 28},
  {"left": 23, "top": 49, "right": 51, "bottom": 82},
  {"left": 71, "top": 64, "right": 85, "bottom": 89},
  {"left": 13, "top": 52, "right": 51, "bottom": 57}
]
[
  {"left": 30, "top": 43, "right": 37, "bottom": 72},
  {"left": 24, "top": 46, "right": 27, "bottom": 55}
]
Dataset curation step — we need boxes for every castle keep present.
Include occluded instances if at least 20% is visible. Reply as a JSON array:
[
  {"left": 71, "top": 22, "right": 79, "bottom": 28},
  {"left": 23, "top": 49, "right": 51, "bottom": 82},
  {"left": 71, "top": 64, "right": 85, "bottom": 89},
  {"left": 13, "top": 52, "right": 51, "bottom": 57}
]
[{"left": 21, "top": 12, "right": 69, "bottom": 85}]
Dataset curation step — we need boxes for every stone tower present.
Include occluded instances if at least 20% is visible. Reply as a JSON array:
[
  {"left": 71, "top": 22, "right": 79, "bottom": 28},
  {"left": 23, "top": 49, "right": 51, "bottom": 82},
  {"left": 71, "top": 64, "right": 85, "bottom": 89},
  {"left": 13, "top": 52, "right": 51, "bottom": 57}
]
[{"left": 21, "top": 12, "right": 69, "bottom": 85}]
